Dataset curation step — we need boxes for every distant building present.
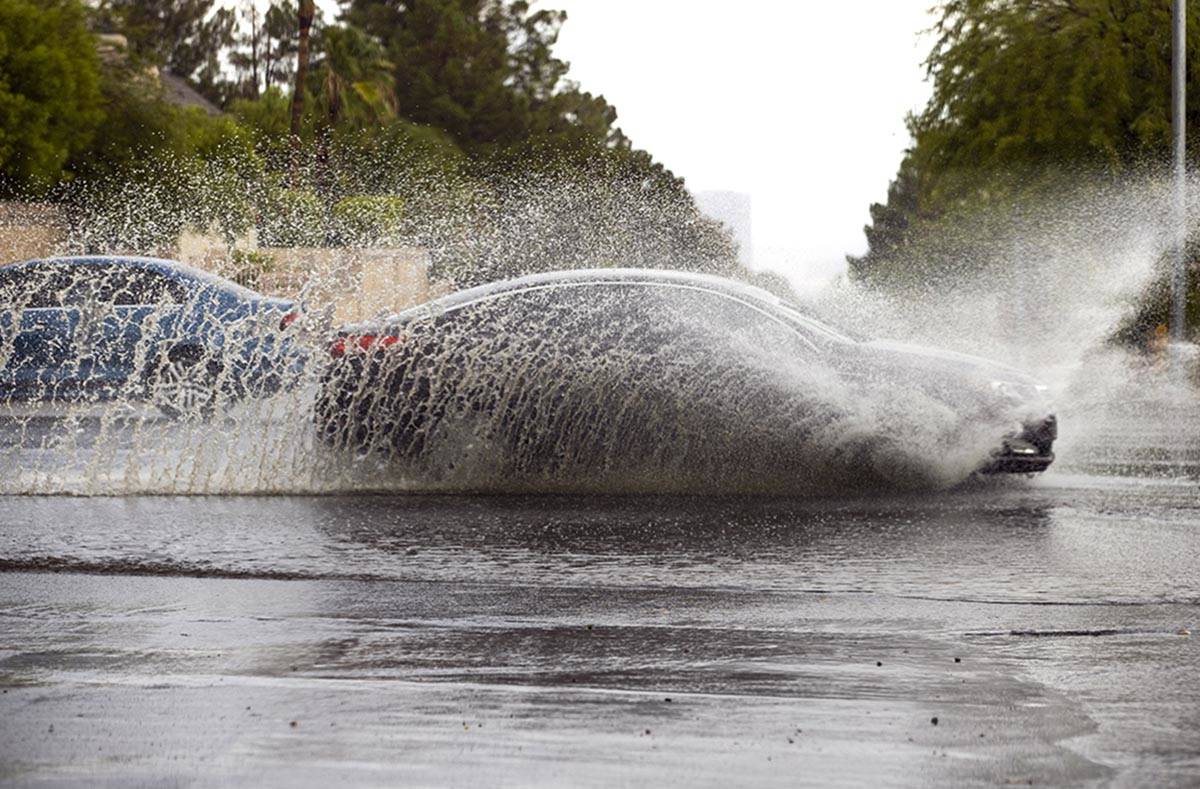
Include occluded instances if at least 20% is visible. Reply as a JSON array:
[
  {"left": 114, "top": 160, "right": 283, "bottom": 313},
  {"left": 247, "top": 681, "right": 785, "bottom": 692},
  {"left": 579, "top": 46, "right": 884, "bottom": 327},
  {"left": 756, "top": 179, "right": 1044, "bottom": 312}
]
[
  {"left": 158, "top": 72, "right": 222, "bottom": 117},
  {"left": 694, "top": 191, "right": 752, "bottom": 266},
  {"left": 93, "top": 33, "right": 222, "bottom": 117}
]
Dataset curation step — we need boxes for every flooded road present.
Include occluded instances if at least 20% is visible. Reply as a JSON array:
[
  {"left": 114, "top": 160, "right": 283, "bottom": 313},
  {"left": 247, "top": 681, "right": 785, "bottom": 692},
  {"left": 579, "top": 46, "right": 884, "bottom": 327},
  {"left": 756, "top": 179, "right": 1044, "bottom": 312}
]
[{"left": 1, "top": 474, "right": 1198, "bottom": 786}]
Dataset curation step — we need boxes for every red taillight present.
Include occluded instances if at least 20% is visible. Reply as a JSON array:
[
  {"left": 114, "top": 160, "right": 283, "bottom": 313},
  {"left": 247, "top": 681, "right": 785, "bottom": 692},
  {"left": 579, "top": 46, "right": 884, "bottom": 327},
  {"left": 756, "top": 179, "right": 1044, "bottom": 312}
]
[
  {"left": 279, "top": 310, "right": 299, "bottom": 330},
  {"left": 329, "top": 333, "right": 402, "bottom": 358}
]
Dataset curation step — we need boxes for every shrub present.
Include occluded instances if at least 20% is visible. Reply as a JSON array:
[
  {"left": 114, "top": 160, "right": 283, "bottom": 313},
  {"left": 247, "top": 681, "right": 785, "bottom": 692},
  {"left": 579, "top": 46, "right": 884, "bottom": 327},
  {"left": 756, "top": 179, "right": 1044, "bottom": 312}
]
[
  {"left": 257, "top": 186, "right": 324, "bottom": 247},
  {"left": 227, "top": 249, "right": 276, "bottom": 290},
  {"left": 332, "top": 195, "right": 405, "bottom": 246}
]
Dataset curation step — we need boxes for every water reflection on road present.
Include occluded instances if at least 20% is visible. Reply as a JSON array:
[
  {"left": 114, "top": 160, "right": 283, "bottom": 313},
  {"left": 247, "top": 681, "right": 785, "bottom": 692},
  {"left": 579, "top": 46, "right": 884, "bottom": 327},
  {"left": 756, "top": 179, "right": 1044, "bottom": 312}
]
[
  {"left": 0, "top": 475, "right": 1198, "bottom": 785},
  {"left": 2, "top": 477, "right": 1197, "bottom": 602}
]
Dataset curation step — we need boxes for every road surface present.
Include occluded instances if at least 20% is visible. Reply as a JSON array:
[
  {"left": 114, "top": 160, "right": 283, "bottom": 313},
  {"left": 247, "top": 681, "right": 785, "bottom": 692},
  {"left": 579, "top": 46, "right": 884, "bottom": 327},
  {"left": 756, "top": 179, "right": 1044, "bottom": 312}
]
[{"left": 1, "top": 472, "right": 1198, "bottom": 786}]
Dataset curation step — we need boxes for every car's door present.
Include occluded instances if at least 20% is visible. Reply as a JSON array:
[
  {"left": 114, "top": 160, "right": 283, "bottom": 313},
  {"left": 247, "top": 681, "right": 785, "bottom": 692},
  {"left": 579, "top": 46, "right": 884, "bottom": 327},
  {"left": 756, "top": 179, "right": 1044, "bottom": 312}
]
[
  {"left": 0, "top": 263, "right": 81, "bottom": 398},
  {"left": 69, "top": 264, "right": 189, "bottom": 394},
  {"left": 410, "top": 280, "right": 820, "bottom": 451}
]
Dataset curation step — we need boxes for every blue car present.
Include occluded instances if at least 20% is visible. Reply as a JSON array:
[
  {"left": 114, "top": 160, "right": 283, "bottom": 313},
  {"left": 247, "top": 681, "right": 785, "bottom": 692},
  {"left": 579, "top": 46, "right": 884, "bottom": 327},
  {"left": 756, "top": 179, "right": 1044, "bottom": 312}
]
[{"left": 0, "top": 256, "right": 305, "bottom": 416}]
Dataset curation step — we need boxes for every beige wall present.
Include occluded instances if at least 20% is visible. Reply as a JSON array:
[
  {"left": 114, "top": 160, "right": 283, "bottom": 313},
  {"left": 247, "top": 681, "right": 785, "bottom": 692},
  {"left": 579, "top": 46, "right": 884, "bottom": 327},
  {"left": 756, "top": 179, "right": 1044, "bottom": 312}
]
[
  {"left": 255, "top": 247, "right": 433, "bottom": 323},
  {"left": 176, "top": 228, "right": 239, "bottom": 274},
  {"left": 178, "top": 241, "right": 435, "bottom": 323},
  {"left": 1, "top": 211, "right": 437, "bottom": 325},
  {"left": 0, "top": 203, "right": 67, "bottom": 264}
]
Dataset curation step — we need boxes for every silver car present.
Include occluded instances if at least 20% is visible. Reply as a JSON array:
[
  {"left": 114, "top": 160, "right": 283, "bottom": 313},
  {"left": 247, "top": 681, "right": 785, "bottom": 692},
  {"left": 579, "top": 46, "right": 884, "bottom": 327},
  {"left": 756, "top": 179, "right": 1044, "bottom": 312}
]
[{"left": 315, "top": 269, "right": 1055, "bottom": 486}]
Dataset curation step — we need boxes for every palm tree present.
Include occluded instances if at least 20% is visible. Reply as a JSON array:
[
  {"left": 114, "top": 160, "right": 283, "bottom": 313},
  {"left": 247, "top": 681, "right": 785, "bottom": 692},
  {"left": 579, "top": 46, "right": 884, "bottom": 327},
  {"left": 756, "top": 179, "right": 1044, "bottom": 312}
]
[
  {"left": 288, "top": 0, "right": 314, "bottom": 183},
  {"left": 310, "top": 25, "right": 397, "bottom": 130}
]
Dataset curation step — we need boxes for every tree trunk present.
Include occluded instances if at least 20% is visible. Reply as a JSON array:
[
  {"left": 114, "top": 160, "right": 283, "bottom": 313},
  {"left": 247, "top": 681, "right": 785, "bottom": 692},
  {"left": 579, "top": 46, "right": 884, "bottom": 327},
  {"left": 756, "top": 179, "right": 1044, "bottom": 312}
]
[
  {"left": 264, "top": 34, "right": 273, "bottom": 92},
  {"left": 249, "top": 4, "right": 260, "bottom": 99},
  {"left": 289, "top": 0, "right": 315, "bottom": 184}
]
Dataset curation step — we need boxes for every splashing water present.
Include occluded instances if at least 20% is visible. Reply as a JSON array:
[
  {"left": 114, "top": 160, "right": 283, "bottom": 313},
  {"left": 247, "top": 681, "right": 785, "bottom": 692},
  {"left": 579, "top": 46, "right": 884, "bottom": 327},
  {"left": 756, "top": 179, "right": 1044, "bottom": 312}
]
[
  {"left": 1, "top": 162, "right": 1196, "bottom": 495},
  {"left": 810, "top": 175, "right": 1200, "bottom": 479},
  {"left": 312, "top": 274, "right": 1026, "bottom": 494}
]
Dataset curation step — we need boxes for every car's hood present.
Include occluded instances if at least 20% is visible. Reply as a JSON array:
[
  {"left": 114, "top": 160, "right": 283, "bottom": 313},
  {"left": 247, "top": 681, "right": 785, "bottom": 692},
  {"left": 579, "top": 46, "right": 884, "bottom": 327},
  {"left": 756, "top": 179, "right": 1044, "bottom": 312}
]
[{"left": 861, "top": 339, "right": 1041, "bottom": 386}]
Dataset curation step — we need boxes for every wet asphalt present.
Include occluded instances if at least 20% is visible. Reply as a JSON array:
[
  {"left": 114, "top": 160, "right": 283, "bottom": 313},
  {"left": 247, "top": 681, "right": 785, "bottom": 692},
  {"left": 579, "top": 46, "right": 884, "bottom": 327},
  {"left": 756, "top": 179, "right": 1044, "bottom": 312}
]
[{"left": 0, "top": 471, "right": 1198, "bottom": 786}]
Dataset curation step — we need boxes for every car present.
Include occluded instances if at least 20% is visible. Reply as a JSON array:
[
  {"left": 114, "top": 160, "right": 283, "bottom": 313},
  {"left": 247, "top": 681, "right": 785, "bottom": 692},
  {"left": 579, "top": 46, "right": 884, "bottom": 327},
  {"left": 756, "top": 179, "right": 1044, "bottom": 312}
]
[
  {"left": 0, "top": 255, "right": 305, "bottom": 417},
  {"left": 314, "top": 268, "right": 1056, "bottom": 486}
]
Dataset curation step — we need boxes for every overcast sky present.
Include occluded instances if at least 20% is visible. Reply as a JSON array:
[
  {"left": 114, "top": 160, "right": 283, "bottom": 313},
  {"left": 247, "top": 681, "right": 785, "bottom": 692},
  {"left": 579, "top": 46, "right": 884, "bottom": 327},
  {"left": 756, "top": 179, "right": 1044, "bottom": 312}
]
[{"left": 550, "top": 1, "right": 936, "bottom": 290}]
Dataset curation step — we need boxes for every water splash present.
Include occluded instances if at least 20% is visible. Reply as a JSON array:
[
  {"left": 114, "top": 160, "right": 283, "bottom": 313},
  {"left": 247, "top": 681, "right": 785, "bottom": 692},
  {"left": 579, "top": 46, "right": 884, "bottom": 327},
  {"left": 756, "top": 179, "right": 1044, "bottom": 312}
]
[
  {"left": 810, "top": 175, "right": 1200, "bottom": 478},
  {"left": 1, "top": 161, "right": 1195, "bottom": 494}
]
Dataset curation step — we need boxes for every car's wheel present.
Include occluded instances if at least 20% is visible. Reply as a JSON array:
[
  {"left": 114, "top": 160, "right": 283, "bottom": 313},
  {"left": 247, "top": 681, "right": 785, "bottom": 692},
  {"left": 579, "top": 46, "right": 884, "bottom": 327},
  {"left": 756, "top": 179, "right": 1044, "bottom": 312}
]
[{"left": 148, "top": 348, "right": 220, "bottom": 419}]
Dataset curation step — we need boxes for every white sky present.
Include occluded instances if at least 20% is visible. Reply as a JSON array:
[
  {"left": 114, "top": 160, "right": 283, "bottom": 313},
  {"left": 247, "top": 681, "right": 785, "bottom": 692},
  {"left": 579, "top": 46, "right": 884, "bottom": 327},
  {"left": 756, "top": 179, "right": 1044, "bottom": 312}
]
[
  {"left": 551, "top": 1, "right": 936, "bottom": 290},
  {"left": 311, "top": 0, "right": 936, "bottom": 289}
]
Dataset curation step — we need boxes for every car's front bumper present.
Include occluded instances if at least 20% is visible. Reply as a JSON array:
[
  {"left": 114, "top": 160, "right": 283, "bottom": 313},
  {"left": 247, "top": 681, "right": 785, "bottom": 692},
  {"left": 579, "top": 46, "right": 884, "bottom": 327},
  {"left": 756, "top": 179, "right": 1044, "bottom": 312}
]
[{"left": 980, "top": 415, "right": 1056, "bottom": 474}]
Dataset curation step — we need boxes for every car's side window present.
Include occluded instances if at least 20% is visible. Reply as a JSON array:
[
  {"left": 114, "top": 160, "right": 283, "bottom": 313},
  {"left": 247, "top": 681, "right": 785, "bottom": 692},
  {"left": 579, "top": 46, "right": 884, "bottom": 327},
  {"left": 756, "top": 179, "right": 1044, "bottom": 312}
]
[
  {"left": 2, "top": 265, "right": 70, "bottom": 309},
  {"left": 439, "top": 281, "right": 814, "bottom": 358},
  {"left": 0, "top": 267, "right": 32, "bottom": 308},
  {"left": 58, "top": 264, "right": 185, "bottom": 307},
  {"left": 645, "top": 284, "right": 817, "bottom": 355},
  {"left": 59, "top": 265, "right": 116, "bottom": 307},
  {"left": 115, "top": 268, "right": 186, "bottom": 305},
  {"left": 438, "top": 283, "right": 646, "bottom": 343}
]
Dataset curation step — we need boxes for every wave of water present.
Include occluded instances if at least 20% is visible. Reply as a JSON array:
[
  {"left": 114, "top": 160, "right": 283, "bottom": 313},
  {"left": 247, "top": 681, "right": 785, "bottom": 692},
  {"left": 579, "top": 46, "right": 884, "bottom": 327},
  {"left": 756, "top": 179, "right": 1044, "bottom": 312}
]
[
  {"left": 0, "top": 329, "right": 1002, "bottom": 497},
  {"left": 2, "top": 173, "right": 1196, "bottom": 495}
]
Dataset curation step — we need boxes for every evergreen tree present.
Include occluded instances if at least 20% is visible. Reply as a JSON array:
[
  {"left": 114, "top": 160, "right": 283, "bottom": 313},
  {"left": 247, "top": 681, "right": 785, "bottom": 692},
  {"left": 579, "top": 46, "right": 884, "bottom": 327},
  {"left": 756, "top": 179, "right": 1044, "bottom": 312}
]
[
  {"left": 263, "top": 1, "right": 298, "bottom": 92},
  {"left": 228, "top": 1, "right": 263, "bottom": 99},
  {"left": 225, "top": 1, "right": 299, "bottom": 99},
  {"left": 341, "top": 0, "right": 619, "bottom": 154},
  {"left": 0, "top": 0, "right": 103, "bottom": 194},
  {"left": 103, "top": 0, "right": 236, "bottom": 94},
  {"left": 854, "top": 0, "right": 1200, "bottom": 284},
  {"left": 342, "top": 0, "right": 529, "bottom": 150},
  {"left": 289, "top": 0, "right": 315, "bottom": 166},
  {"left": 847, "top": 158, "right": 920, "bottom": 281},
  {"left": 914, "top": 0, "right": 1194, "bottom": 182},
  {"left": 309, "top": 24, "right": 396, "bottom": 129}
]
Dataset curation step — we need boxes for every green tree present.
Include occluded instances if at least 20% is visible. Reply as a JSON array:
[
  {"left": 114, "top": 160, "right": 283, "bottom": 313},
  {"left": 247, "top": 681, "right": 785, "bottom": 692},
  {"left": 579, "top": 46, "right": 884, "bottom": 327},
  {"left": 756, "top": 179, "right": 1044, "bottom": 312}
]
[
  {"left": 914, "top": 0, "right": 1193, "bottom": 183},
  {"left": 289, "top": 0, "right": 315, "bottom": 168},
  {"left": 229, "top": 86, "right": 293, "bottom": 151},
  {"left": 0, "top": 0, "right": 103, "bottom": 195},
  {"left": 853, "top": 0, "right": 1200, "bottom": 284},
  {"left": 70, "top": 45, "right": 252, "bottom": 188},
  {"left": 225, "top": 1, "right": 300, "bottom": 100},
  {"left": 309, "top": 24, "right": 396, "bottom": 129},
  {"left": 263, "top": 1, "right": 298, "bottom": 93},
  {"left": 343, "top": 0, "right": 575, "bottom": 152},
  {"left": 59, "top": 26, "right": 260, "bottom": 252},
  {"left": 847, "top": 158, "right": 920, "bottom": 281},
  {"left": 102, "top": 0, "right": 236, "bottom": 98},
  {"left": 336, "top": 0, "right": 727, "bottom": 247},
  {"left": 228, "top": 1, "right": 264, "bottom": 99}
]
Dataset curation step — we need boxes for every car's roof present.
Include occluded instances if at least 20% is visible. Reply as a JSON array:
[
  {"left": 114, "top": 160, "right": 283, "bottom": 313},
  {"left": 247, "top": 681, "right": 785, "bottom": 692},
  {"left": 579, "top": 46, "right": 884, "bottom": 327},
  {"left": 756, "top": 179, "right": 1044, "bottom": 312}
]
[
  {"left": 386, "top": 268, "right": 787, "bottom": 322},
  {"left": 1, "top": 255, "right": 268, "bottom": 301},
  {"left": 3, "top": 254, "right": 198, "bottom": 275},
  {"left": 337, "top": 267, "right": 866, "bottom": 344},
  {"left": 446, "top": 268, "right": 783, "bottom": 308}
]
